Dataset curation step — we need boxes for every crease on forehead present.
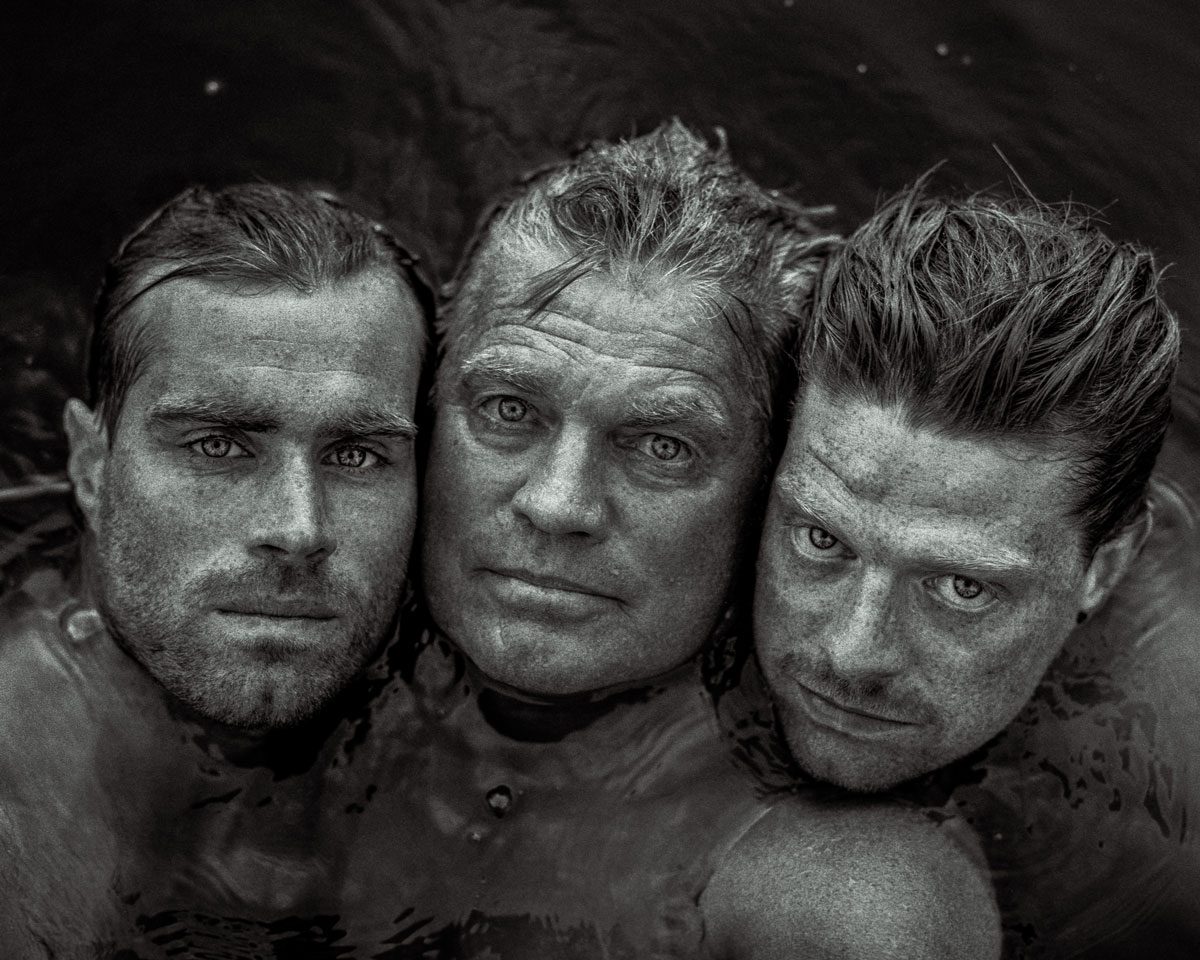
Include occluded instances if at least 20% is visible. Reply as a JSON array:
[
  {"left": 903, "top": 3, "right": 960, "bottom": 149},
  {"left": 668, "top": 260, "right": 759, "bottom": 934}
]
[{"left": 458, "top": 341, "right": 736, "bottom": 427}]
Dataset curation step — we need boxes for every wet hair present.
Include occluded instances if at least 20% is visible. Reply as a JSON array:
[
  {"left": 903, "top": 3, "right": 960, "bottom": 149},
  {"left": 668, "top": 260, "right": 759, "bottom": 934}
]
[
  {"left": 90, "top": 182, "right": 434, "bottom": 437},
  {"left": 439, "top": 120, "right": 838, "bottom": 446},
  {"left": 804, "top": 180, "right": 1180, "bottom": 554}
]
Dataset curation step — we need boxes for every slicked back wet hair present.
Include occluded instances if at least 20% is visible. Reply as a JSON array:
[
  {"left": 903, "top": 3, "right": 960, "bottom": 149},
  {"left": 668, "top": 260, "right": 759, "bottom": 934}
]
[
  {"left": 440, "top": 120, "right": 838, "bottom": 448},
  {"left": 804, "top": 181, "right": 1180, "bottom": 554},
  {"left": 90, "top": 182, "right": 433, "bottom": 438}
]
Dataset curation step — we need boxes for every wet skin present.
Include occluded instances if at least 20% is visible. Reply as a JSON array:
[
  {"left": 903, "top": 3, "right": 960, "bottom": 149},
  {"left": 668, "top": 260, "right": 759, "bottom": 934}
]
[
  {"left": 754, "top": 381, "right": 1143, "bottom": 791},
  {"left": 65, "top": 269, "right": 424, "bottom": 728},
  {"left": 422, "top": 245, "right": 765, "bottom": 695}
]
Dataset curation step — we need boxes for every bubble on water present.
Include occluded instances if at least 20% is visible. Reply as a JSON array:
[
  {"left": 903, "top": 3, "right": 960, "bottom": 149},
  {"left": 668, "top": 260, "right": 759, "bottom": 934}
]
[{"left": 486, "top": 784, "right": 513, "bottom": 818}]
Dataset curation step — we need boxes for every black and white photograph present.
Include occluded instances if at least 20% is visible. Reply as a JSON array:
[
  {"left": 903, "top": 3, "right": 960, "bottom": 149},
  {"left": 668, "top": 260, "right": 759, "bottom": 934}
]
[{"left": 2, "top": 1, "right": 1198, "bottom": 956}]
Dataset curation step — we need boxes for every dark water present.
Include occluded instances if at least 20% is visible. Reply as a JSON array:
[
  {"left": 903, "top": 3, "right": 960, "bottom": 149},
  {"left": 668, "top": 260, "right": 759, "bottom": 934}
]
[{"left": 3, "top": 0, "right": 1200, "bottom": 957}]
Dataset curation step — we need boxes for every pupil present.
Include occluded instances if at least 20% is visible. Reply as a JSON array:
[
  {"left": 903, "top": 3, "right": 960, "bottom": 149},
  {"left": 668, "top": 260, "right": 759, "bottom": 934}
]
[
  {"left": 809, "top": 527, "right": 836, "bottom": 550},
  {"left": 202, "top": 438, "right": 229, "bottom": 457},
  {"left": 953, "top": 576, "right": 983, "bottom": 599},
  {"left": 498, "top": 398, "right": 526, "bottom": 422},
  {"left": 340, "top": 447, "right": 365, "bottom": 468},
  {"left": 650, "top": 435, "right": 680, "bottom": 460}
]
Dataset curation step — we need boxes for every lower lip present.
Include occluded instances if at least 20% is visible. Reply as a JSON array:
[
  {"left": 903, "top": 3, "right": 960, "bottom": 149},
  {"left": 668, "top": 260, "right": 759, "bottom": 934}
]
[
  {"left": 216, "top": 611, "right": 336, "bottom": 642},
  {"left": 791, "top": 680, "right": 915, "bottom": 739},
  {"left": 481, "top": 571, "right": 613, "bottom": 621}
]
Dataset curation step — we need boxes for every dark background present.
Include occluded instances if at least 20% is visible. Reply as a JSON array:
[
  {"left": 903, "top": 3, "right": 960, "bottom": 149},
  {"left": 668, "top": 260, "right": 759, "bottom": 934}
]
[{"left": 2, "top": 1, "right": 1198, "bottom": 956}]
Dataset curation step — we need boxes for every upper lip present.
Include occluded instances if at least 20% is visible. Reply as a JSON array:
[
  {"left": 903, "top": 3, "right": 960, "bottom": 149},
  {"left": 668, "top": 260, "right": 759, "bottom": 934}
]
[
  {"left": 218, "top": 598, "right": 337, "bottom": 619},
  {"left": 485, "top": 566, "right": 614, "bottom": 598},
  {"left": 796, "top": 678, "right": 916, "bottom": 725}
]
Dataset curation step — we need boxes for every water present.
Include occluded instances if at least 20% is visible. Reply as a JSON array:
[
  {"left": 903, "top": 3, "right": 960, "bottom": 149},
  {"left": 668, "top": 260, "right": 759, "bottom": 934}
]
[{"left": 3, "top": 0, "right": 1200, "bottom": 956}]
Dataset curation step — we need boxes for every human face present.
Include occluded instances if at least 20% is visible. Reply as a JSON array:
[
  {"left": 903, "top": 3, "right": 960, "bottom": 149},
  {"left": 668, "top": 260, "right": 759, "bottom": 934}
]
[
  {"left": 422, "top": 251, "right": 764, "bottom": 695},
  {"left": 754, "top": 381, "right": 1113, "bottom": 791},
  {"left": 70, "top": 270, "right": 423, "bottom": 728}
]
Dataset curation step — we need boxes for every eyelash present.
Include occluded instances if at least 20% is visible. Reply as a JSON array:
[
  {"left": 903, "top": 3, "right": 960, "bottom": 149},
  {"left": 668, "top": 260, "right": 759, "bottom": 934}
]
[
  {"left": 184, "top": 435, "right": 389, "bottom": 472},
  {"left": 788, "top": 524, "right": 1002, "bottom": 614}
]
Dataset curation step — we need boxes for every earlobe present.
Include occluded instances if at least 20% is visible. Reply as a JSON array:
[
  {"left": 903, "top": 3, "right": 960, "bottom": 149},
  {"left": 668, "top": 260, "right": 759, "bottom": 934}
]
[
  {"left": 63, "top": 399, "right": 109, "bottom": 528},
  {"left": 1078, "top": 508, "right": 1153, "bottom": 614}
]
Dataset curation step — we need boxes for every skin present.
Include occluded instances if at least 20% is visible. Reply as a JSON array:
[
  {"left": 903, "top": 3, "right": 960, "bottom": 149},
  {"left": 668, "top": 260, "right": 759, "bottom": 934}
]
[
  {"left": 754, "top": 380, "right": 1146, "bottom": 791},
  {"left": 703, "top": 800, "right": 1001, "bottom": 960},
  {"left": 422, "top": 242, "right": 765, "bottom": 695},
  {"left": 63, "top": 268, "right": 424, "bottom": 728}
]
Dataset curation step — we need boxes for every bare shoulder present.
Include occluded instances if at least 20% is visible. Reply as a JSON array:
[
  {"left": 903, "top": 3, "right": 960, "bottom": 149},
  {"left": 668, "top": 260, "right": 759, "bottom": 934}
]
[{"left": 701, "top": 795, "right": 1000, "bottom": 960}]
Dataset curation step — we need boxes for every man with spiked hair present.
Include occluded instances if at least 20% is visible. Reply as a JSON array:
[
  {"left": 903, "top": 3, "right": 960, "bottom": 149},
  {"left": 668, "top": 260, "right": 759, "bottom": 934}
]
[
  {"left": 752, "top": 181, "right": 1187, "bottom": 954},
  {"left": 369, "top": 124, "right": 1001, "bottom": 958}
]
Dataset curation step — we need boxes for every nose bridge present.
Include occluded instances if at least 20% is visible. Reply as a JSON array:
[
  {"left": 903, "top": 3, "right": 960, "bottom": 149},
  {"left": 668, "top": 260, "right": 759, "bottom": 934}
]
[
  {"left": 512, "top": 423, "right": 606, "bottom": 537},
  {"left": 251, "top": 448, "right": 336, "bottom": 562},
  {"left": 825, "top": 565, "right": 904, "bottom": 675}
]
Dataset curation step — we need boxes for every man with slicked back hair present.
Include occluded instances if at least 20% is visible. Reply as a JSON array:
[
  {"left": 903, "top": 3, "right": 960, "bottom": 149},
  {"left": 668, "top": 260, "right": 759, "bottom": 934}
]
[{"left": 0, "top": 183, "right": 430, "bottom": 956}]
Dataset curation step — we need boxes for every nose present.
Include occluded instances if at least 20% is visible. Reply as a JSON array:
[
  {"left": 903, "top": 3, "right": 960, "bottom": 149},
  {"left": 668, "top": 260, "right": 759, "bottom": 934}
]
[
  {"left": 248, "top": 458, "right": 337, "bottom": 563},
  {"left": 822, "top": 567, "right": 907, "bottom": 679},
  {"left": 510, "top": 426, "right": 607, "bottom": 538}
]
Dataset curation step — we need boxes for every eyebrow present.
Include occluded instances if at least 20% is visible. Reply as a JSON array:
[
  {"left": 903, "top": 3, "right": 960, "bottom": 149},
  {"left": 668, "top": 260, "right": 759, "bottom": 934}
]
[
  {"left": 774, "top": 468, "right": 1038, "bottom": 580},
  {"left": 624, "top": 390, "right": 731, "bottom": 435},
  {"left": 457, "top": 352, "right": 564, "bottom": 397},
  {"left": 146, "top": 397, "right": 418, "bottom": 441}
]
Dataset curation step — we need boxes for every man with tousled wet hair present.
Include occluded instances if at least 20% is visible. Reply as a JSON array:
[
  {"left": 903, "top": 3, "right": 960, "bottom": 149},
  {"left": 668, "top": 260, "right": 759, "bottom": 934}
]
[
  {"left": 397, "top": 125, "right": 1000, "bottom": 959},
  {"left": 755, "top": 182, "right": 1179, "bottom": 794}
]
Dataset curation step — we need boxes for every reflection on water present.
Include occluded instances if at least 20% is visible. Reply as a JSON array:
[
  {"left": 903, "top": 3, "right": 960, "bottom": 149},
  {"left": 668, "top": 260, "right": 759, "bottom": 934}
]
[{"left": 3, "top": 0, "right": 1200, "bottom": 956}]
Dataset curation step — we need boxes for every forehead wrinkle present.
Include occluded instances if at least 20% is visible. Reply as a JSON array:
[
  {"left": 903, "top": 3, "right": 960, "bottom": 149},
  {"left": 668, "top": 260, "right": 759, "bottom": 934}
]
[{"left": 791, "top": 443, "right": 1040, "bottom": 576}]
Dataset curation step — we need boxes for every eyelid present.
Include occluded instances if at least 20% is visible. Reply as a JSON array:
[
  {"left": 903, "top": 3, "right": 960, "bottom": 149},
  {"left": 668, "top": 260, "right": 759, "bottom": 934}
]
[{"left": 788, "top": 523, "right": 855, "bottom": 560}]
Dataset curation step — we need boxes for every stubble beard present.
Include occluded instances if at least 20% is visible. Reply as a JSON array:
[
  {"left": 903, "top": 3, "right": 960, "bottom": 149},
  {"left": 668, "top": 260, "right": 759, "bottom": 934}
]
[{"left": 92, "top": 525, "right": 405, "bottom": 730}]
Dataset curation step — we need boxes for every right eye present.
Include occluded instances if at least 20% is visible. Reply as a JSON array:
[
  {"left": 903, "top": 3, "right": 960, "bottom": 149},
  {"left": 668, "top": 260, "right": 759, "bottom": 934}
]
[
  {"left": 187, "top": 435, "right": 251, "bottom": 459},
  {"left": 789, "top": 524, "right": 853, "bottom": 561},
  {"left": 480, "top": 396, "right": 531, "bottom": 424}
]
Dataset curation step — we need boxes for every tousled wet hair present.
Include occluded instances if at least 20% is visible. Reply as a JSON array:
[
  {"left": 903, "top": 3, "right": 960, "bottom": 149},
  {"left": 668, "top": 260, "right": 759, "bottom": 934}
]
[
  {"left": 805, "top": 179, "right": 1180, "bottom": 554},
  {"left": 90, "top": 182, "right": 433, "bottom": 438},
  {"left": 440, "top": 120, "right": 838, "bottom": 450}
]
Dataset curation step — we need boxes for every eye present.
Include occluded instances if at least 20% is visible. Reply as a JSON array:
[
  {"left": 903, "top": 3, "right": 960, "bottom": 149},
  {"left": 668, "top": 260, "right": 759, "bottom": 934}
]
[
  {"left": 636, "top": 433, "right": 691, "bottom": 463},
  {"left": 789, "top": 525, "right": 853, "bottom": 560},
  {"left": 926, "top": 574, "right": 996, "bottom": 612},
  {"left": 189, "top": 436, "right": 250, "bottom": 459},
  {"left": 495, "top": 396, "right": 529, "bottom": 422},
  {"left": 325, "top": 444, "right": 383, "bottom": 470}
]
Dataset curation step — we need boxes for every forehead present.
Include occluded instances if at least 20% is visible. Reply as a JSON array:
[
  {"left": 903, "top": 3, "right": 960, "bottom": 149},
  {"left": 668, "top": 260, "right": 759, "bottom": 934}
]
[
  {"left": 778, "top": 382, "right": 1086, "bottom": 570},
  {"left": 450, "top": 246, "right": 751, "bottom": 419},
  {"left": 124, "top": 270, "right": 423, "bottom": 418}
]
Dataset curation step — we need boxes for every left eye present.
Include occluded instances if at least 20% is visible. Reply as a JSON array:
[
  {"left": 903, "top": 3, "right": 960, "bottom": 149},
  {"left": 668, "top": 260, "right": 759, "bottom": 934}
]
[
  {"left": 190, "top": 436, "right": 250, "bottom": 459},
  {"left": 635, "top": 433, "right": 691, "bottom": 463},
  {"left": 326, "top": 445, "right": 381, "bottom": 469},
  {"left": 927, "top": 574, "right": 996, "bottom": 611}
]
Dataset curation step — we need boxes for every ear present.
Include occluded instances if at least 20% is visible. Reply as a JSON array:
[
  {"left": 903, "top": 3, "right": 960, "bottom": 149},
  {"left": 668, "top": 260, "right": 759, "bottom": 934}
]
[
  {"left": 1078, "top": 508, "right": 1153, "bottom": 614},
  {"left": 63, "top": 398, "right": 110, "bottom": 529}
]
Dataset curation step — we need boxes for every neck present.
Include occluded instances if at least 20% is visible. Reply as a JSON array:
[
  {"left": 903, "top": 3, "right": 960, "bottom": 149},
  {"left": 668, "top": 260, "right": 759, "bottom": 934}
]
[{"left": 415, "top": 630, "right": 699, "bottom": 744}]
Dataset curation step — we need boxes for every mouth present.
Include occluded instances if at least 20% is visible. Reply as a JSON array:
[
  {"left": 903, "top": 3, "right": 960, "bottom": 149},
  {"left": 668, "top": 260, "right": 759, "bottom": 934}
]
[
  {"left": 483, "top": 567, "right": 615, "bottom": 599},
  {"left": 217, "top": 600, "right": 337, "bottom": 620},
  {"left": 479, "top": 567, "right": 618, "bottom": 620},
  {"left": 789, "top": 678, "right": 918, "bottom": 737}
]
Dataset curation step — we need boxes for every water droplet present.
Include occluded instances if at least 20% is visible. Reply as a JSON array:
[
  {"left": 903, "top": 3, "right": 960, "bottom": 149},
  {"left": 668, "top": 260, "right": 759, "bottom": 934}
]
[
  {"left": 204, "top": 78, "right": 224, "bottom": 96},
  {"left": 856, "top": 63, "right": 868, "bottom": 75},
  {"left": 486, "top": 784, "right": 513, "bottom": 818},
  {"left": 935, "top": 42, "right": 949, "bottom": 57}
]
